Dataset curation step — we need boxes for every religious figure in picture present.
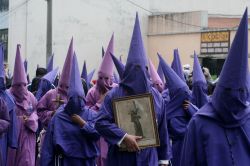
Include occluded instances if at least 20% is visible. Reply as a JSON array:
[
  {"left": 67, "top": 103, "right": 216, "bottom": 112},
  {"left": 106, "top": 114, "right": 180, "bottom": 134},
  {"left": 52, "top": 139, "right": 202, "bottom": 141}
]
[{"left": 129, "top": 100, "right": 144, "bottom": 137}]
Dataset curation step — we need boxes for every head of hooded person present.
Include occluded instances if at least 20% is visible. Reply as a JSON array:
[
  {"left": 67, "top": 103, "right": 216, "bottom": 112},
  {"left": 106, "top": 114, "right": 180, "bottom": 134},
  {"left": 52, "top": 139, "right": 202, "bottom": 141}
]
[
  {"left": 96, "top": 71, "right": 114, "bottom": 94},
  {"left": 152, "top": 80, "right": 164, "bottom": 93},
  {"left": 119, "top": 13, "right": 151, "bottom": 95},
  {"left": 96, "top": 34, "right": 115, "bottom": 95},
  {"left": 64, "top": 54, "right": 86, "bottom": 116},
  {"left": 10, "top": 45, "right": 29, "bottom": 102},
  {"left": 148, "top": 58, "right": 165, "bottom": 93}
]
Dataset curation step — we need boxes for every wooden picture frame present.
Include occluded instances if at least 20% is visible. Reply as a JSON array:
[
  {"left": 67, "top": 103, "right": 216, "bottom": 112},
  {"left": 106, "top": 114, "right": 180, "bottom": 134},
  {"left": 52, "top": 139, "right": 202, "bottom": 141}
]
[{"left": 112, "top": 93, "right": 160, "bottom": 150}]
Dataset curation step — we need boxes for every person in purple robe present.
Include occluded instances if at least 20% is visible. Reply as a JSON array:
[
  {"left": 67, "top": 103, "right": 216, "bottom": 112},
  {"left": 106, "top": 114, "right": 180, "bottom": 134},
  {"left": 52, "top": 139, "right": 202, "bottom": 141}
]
[
  {"left": 40, "top": 54, "right": 100, "bottom": 166},
  {"left": 36, "top": 39, "right": 73, "bottom": 163},
  {"left": 95, "top": 13, "right": 171, "bottom": 166},
  {"left": 148, "top": 58, "right": 165, "bottom": 93},
  {"left": 0, "top": 97, "right": 10, "bottom": 165},
  {"left": 86, "top": 34, "right": 116, "bottom": 166},
  {"left": 0, "top": 44, "right": 18, "bottom": 166},
  {"left": 86, "top": 33, "right": 117, "bottom": 112},
  {"left": 159, "top": 54, "right": 198, "bottom": 166},
  {"left": 7, "top": 45, "right": 38, "bottom": 166},
  {"left": 180, "top": 8, "right": 250, "bottom": 166},
  {"left": 191, "top": 52, "right": 208, "bottom": 108}
]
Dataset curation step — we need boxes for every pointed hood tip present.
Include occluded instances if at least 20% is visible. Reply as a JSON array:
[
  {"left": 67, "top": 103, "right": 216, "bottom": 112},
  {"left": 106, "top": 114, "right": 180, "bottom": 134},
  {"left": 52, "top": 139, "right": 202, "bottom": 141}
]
[
  {"left": 158, "top": 54, "right": 187, "bottom": 93},
  {"left": 125, "top": 13, "right": 148, "bottom": 68},
  {"left": 110, "top": 53, "right": 125, "bottom": 79},
  {"left": 216, "top": 8, "right": 249, "bottom": 89},
  {"left": 59, "top": 39, "right": 74, "bottom": 86},
  {"left": 81, "top": 60, "right": 88, "bottom": 80},
  {"left": 192, "top": 52, "right": 206, "bottom": 84},
  {"left": 68, "top": 54, "right": 85, "bottom": 98},
  {"left": 12, "top": 45, "right": 27, "bottom": 85},
  {"left": 98, "top": 34, "right": 114, "bottom": 76},
  {"left": 171, "top": 49, "right": 186, "bottom": 81}
]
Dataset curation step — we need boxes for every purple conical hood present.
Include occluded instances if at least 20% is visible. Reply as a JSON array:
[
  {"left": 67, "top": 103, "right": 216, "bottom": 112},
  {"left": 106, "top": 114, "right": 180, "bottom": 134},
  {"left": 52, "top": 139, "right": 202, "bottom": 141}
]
[
  {"left": 98, "top": 34, "right": 114, "bottom": 76},
  {"left": 209, "top": 8, "right": 250, "bottom": 128},
  {"left": 125, "top": 13, "right": 148, "bottom": 68},
  {"left": 171, "top": 49, "right": 185, "bottom": 81},
  {"left": 12, "top": 44, "right": 27, "bottom": 85},
  {"left": 23, "top": 59, "right": 28, "bottom": 73},
  {"left": 81, "top": 60, "right": 87, "bottom": 80},
  {"left": 158, "top": 53, "right": 187, "bottom": 94},
  {"left": 68, "top": 53, "right": 85, "bottom": 98},
  {"left": 214, "top": 9, "right": 249, "bottom": 89},
  {"left": 43, "top": 67, "right": 59, "bottom": 84},
  {"left": 59, "top": 38, "right": 73, "bottom": 86},
  {"left": 193, "top": 52, "right": 206, "bottom": 84},
  {"left": 157, "top": 60, "right": 165, "bottom": 83},
  {"left": 149, "top": 58, "right": 163, "bottom": 84},
  {"left": 46, "top": 54, "right": 54, "bottom": 72},
  {"left": 111, "top": 53, "right": 125, "bottom": 79},
  {"left": 0, "top": 44, "right": 5, "bottom": 78}
]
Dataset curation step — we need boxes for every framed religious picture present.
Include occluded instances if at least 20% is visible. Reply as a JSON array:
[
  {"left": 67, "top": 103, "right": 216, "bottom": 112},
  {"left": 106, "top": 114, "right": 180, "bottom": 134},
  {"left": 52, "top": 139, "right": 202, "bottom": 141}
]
[{"left": 112, "top": 93, "right": 160, "bottom": 150}]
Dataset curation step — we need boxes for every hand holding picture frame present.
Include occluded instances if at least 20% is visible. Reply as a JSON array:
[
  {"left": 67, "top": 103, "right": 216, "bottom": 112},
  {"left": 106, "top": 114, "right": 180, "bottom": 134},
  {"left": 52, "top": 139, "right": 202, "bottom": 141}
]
[{"left": 112, "top": 93, "right": 160, "bottom": 150}]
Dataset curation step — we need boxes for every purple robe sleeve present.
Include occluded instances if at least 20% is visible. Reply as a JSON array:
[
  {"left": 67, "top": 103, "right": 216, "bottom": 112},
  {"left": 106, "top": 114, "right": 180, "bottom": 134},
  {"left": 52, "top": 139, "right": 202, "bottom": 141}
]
[
  {"left": 0, "top": 99, "right": 10, "bottom": 135},
  {"left": 80, "top": 108, "right": 100, "bottom": 140},
  {"left": 186, "top": 103, "right": 199, "bottom": 117},
  {"left": 40, "top": 118, "right": 55, "bottom": 166},
  {"left": 24, "top": 112, "right": 38, "bottom": 132},
  {"left": 81, "top": 123, "right": 100, "bottom": 140},
  {"left": 95, "top": 94, "right": 126, "bottom": 145},
  {"left": 37, "top": 93, "right": 55, "bottom": 127}
]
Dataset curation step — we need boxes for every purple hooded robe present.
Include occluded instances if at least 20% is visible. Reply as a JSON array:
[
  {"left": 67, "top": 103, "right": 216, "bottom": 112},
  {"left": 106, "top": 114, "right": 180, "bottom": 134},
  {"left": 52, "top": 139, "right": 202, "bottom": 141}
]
[{"left": 40, "top": 53, "right": 99, "bottom": 166}]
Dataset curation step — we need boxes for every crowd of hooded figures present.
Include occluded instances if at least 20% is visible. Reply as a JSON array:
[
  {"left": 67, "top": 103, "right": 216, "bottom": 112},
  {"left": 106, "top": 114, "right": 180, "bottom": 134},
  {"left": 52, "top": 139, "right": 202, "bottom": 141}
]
[{"left": 0, "top": 8, "right": 250, "bottom": 166}]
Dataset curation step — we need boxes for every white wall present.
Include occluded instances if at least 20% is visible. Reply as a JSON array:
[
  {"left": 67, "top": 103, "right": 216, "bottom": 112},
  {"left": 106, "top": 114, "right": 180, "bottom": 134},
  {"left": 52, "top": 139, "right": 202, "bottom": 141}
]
[
  {"left": 7, "top": 0, "right": 250, "bottom": 78},
  {"left": 8, "top": 0, "right": 150, "bottom": 78}
]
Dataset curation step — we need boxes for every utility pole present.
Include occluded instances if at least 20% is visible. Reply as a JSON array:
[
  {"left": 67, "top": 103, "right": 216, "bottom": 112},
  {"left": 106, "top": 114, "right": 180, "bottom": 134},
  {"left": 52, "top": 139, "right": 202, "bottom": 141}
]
[{"left": 46, "top": 0, "right": 52, "bottom": 64}]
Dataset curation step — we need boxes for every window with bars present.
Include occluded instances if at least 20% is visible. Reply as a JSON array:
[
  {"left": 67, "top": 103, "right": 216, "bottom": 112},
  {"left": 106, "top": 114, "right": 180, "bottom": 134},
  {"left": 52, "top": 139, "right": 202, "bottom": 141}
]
[{"left": 0, "top": 0, "right": 9, "bottom": 11}]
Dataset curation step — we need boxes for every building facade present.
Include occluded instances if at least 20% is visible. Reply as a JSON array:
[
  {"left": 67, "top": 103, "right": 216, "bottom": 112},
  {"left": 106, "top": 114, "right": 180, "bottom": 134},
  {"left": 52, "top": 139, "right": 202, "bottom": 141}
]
[{"left": 147, "top": 11, "right": 250, "bottom": 76}]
